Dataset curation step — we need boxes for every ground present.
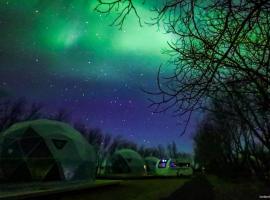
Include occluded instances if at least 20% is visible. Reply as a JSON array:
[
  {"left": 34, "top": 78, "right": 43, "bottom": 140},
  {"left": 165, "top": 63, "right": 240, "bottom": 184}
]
[
  {"left": 208, "top": 175, "right": 270, "bottom": 200},
  {"left": 33, "top": 178, "right": 188, "bottom": 200},
  {"left": 3, "top": 176, "right": 270, "bottom": 200},
  {"left": 164, "top": 175, "right": 270, "bottom": 200},
  {"left": 163, "top": 176, "right": 214, "bottom": 200}
]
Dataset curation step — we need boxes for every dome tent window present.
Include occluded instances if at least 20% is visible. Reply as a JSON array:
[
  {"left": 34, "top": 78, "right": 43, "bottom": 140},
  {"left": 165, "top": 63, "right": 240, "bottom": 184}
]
[
  {"left": 52, "top": 139, "right": 67, "bottom": 149},
  {"left": 176, "top": 162, "right": 190, "bottom": 168},
  {"left": 169, "top": 160, "right": 178, "bottom": 168},
  {"left": 158, "top": 159, "right": 168, "bottom": 168},
  {"left": 20, "top": 127, "right": 42, "bottom": 155},
  {"left": 0, "top": 119, "right": 96, "bottom": 183}
]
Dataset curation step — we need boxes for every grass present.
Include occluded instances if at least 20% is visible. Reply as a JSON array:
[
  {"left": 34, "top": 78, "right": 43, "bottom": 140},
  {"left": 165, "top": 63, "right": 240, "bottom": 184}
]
[
  {"left": 0, "top": 180, "right": 120, "bottom": 200},
  {"left": 163, "top": 175, "right": 214, "bottom": 200},
  {"left": 163, "top": 175, "right": 270, "bottom": 200},
  {"left": 55, "top": 178, "right": 188, "bottom": 200},
  {"left": 3, "top": 175, "right": 267, "bottom": 200},
  {"left": 207, "top": 175, "right": 270, "bottom": 200}
]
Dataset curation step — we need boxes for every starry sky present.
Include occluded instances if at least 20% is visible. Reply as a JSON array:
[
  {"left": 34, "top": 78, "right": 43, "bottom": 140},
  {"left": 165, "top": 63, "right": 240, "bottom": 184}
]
[{"left": 0, "top": 0, "right": 198, "bottom": 152}]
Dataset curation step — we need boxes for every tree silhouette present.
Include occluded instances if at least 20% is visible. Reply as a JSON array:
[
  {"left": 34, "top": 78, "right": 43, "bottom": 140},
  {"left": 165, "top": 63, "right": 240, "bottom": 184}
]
[
  {"left": 194, "top": 99, "right": 270, "bottom": 179},
  {"left": 0, "top": 98, "right": 43, "bottom": 132},
  {"left": 96, "top": 0, "right": 270, "bottom": 152}
]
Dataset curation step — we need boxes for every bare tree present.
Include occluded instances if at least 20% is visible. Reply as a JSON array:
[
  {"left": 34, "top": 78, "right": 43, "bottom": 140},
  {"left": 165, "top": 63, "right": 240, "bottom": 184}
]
[
  {"left": 138, "top": 145, "right": 162, "bottom": 158},
  {"left": 157, "top": 144, "right": 166, "bottom": 158},
  {"left": 49, "top": 108, "right": 72, "bottom": 123},
  {"left": 0, "top": 98, "right": 43, "bottom": 132},
  {"left": 96, "top": 0, "right": 270, "bottom": 151},
  {"left": 95, "top": 0, "right": 142, "bottom": 29},
  {"left": 194, "top": 99, "right": 270, "bottom": 179}
]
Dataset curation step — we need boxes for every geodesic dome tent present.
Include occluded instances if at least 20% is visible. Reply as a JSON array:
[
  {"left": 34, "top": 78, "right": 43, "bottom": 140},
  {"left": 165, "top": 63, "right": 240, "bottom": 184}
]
[
  {"left": 110, "top": 149, "right": 145, "bottom": 175},
  {"left": 144, "top": 156, "right": 159, "bottom": 175},
  {"left": 0, "top": 119, "right": 96, "bottom": 183}
]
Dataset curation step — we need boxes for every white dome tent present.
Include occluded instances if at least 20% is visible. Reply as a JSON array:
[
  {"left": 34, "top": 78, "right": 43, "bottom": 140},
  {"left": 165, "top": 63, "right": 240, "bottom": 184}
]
[
  {"left": 0, "top": 119, "right": 96, "bottom": 183},
  {"left": 110, "top": 149, "right": 145, "bottom": 176},
  {"left": 144, "top": 156, "right": 159, "bottom": 175}
]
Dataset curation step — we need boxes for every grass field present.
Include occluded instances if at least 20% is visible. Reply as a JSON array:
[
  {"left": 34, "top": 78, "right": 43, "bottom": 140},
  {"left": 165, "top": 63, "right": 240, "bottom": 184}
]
[
  {"left": 208, "top": 175, "right": 270, "bottom": 200},
  {"left": 54, "top": 178, "right": 188, "bottom": 200},
  {"left": 0, "top": 180, "right": 121, "bottom": 200},
  {"left": 3, "top": 175, "right": 268, "bottom": 200}
]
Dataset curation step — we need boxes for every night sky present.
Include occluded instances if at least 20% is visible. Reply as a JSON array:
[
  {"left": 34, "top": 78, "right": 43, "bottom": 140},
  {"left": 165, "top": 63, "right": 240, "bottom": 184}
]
[{"left": 0, "top": 1, "right": 197, "bottom": 152}]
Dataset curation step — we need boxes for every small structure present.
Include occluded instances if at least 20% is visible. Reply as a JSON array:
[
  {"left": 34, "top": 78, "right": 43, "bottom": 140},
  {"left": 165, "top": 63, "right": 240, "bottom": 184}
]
[
  {"left": 110, "top": 149, "right": 145, "bottom": 176},
  {"left": 0, "top": 119, "right": 96, "bottom": 182},
  {"left": 144, "top": 156, "right": 159, "bottom": 175},
  {"left": 155, "top": 158, "right": 193, "bottom": 176}
]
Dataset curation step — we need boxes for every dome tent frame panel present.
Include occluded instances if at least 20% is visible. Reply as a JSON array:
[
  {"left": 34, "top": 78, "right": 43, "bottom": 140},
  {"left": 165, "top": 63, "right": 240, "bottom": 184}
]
[{"left": 0, "top": 119, "right": 96, "bottom": 183}]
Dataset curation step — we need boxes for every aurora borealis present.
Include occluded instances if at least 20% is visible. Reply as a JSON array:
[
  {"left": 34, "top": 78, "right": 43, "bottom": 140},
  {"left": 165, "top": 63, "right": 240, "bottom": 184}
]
[{"left": 0, "top": 0, "right": 195, "bottom": 152}]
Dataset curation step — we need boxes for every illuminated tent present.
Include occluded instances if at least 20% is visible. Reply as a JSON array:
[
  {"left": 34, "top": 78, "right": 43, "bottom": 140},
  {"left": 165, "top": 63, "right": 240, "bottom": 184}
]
[
  {"left": 110, "top": 149, "right": 145, "bottom": 175},
  {"left": 156, "top": 158, "right": 193, "bottom": 176},
  {"left": 0, "top": 119, "right": 96, "bottom": 183},
  {"left": 144, "top": 156, "right": 159, "bottom": 175}
]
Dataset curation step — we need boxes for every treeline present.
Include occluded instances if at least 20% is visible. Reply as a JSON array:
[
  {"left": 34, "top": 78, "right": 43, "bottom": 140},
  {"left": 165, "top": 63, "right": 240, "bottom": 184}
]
[
  {"left": 0, "top": 98, "right": 71, "bottom": 132},
  {"left": 0, "top": 98, "right": 191, "bottom": 175},
  {"left": 74, "top": 123, "right": 190, "bottom": 175},
  {"left": 193, "top": 100, "right": 270, "bottom": 181}
]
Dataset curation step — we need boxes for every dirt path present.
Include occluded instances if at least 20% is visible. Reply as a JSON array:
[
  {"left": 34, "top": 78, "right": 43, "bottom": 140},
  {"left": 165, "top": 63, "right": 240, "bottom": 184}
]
[{"left": 162, "top": 175, "right": 214, "bottom": 200}]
